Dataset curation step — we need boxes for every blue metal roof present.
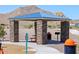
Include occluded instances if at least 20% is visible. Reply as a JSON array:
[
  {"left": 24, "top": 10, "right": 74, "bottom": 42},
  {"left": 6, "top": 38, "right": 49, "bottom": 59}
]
[{"left": 10, "top": 12, "right": 71, "bottom": 21}]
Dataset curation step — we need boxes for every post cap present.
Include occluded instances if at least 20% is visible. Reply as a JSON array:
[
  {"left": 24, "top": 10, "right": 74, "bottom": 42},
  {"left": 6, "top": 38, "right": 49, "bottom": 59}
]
[{"left": 64, "top": 39, "right": 76, "bottom": 46}]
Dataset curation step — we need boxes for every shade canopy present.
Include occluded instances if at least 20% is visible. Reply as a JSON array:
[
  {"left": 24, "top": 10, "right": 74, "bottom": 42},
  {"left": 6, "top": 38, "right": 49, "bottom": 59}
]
[{"left": 10, "top": 12, "right": 71, "bottom": 21}]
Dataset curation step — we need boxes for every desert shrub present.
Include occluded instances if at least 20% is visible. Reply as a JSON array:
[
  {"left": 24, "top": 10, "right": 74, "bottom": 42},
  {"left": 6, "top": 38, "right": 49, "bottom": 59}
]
[
  {"left": 69, "top": 26, "right": 72, "bottom": 29},
  {"left": 28, "top": 24, "right": 33, "bottom": 28},
  {"left": 57, "top": 25, "right": 60, "bottom": 28},
  {"left": 48, "top": 25, "right": 52, "bottom": 29},
  {"left": 23, "top": 24, "right": 33, "bottom": 29},
  {"left": 52, "top": 26, "right": 56, "bottom": 28}
]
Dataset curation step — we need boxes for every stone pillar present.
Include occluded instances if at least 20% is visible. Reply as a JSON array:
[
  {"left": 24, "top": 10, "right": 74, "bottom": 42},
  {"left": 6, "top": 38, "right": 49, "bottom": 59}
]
[
  {"left": 61, "top": 21, "right": 69, "bottom": 42},
  {"left": 10, "top": 20, "right": 19, "bottom": 42},
  {"left": 36, "top": 20, "right": 47, "bottom": 44},
  {"left": 34, "top": 21, "right": 37, "bottom": 42}
]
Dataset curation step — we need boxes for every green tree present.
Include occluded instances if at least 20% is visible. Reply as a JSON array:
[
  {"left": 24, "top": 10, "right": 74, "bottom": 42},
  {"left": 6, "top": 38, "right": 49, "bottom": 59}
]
[{"left": 0, "top": 25, "right": 6, "bottom": 41}]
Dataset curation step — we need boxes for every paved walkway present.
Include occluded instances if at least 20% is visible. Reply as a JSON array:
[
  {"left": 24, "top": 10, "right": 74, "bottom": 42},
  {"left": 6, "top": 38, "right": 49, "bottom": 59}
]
[
  {"left": 70, "top": 29, "right": 79, "bottom": 35},
  {"left": 2, "top": 42, "right": 62, "bottom": 54},
  {"left": 28, "top": 42, "right": 62, "bottom": 54},
  {"left": 70, "top": 29, "right": 79, "bottom": 42}
]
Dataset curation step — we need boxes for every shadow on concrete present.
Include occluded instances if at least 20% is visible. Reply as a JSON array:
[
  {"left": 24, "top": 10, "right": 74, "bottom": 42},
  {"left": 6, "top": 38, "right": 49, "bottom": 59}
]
[
  {"left": 19, "top": 39, "right": 64, "bottom": 44},
  {"left": 47, "top": 40, "right": 64, "bottom": 44}
]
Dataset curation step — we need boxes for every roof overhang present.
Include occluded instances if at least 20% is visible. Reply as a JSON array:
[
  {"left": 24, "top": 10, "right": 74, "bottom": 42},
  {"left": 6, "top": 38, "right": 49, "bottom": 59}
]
[
  {"left": 9, "top": 17, "right": 71, "bottom": 21},
  {"left": 9, "top": 12, "right": 71, "bottom": 21}
]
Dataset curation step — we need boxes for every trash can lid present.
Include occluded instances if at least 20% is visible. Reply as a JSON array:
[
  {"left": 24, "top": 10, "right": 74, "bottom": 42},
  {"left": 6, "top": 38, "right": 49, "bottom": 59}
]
[{"left": 65, "top": 39, "right": 76, "bottom": 46}]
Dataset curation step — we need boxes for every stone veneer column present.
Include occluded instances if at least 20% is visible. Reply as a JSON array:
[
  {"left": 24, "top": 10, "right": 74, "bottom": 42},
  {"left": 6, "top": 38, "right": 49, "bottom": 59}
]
[
  {"left": 34, "top": 21, "right": 37, "bottom": 42},
  {"left": 61, "top": 21, "right": 69, "bottom": 42},
  {"left": 10, "top": 20, "right": 19, "bottom": 42},
  {"left": 36, "top": 20, "right": 47, "bottom": 44}
]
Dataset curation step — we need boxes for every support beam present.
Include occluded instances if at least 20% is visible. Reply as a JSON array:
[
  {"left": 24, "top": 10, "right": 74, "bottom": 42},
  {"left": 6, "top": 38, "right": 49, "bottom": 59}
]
[
  {"left": 61, "top": 21, "right": 69, "bottom": 42},
  {"left": 10, "top": 20, "right": 19, "bottom": 42},
  {"left": 36, "top": 20, "right": 47, "bottom": 44}
]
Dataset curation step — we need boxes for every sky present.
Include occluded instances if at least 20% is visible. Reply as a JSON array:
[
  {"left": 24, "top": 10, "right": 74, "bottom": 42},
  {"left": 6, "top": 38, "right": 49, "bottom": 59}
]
[{"left": 0, "top": 5, "right": 79, "bottom": 20}]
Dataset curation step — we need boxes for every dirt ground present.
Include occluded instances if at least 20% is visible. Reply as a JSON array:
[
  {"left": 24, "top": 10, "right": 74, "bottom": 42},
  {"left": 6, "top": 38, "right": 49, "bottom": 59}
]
[{"left": 1, "top": 44, "right": 36, "bottom": 54}]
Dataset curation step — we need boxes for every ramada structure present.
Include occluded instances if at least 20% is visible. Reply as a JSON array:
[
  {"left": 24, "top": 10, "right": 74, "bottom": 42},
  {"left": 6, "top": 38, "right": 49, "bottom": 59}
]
[{"left": 9, "top": 12, "right": 71, "bottom": 45}]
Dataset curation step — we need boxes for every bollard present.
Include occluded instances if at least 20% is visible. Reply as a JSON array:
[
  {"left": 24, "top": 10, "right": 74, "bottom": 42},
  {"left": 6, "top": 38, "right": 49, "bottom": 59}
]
[
  {"left": 0, "top": 43, "right": 2, "bottom": 49},
  {"left": 25, "top": 33, "right": 28, "bottom": 54},
  {"left": 64, "top": 39, "right": 76, "bottom": 54},
  {"left": 0, "top": 49, "right": 4, "bottom": 54}
]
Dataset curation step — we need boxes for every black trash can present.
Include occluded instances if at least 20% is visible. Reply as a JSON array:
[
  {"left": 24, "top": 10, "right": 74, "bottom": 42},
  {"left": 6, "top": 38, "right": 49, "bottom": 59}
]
[
  {"left": 47, "top": 32, "right": 51, "bottom": 40},
  {"left": 64, "top": 45, "right": 76, "bottom": 54},
  {"left": 64, "top": 39, "right": 76, "bottom": 54}
]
